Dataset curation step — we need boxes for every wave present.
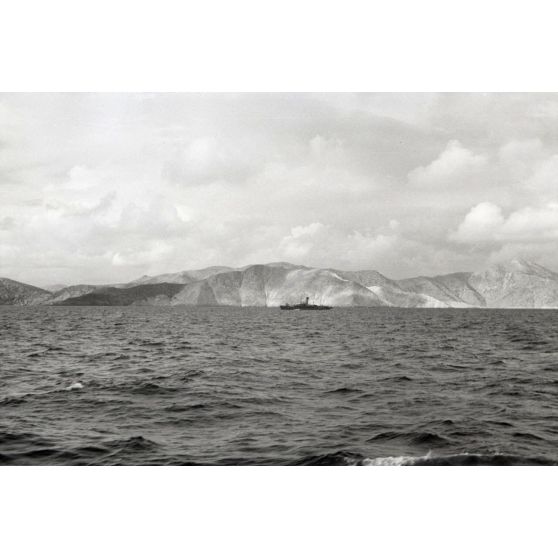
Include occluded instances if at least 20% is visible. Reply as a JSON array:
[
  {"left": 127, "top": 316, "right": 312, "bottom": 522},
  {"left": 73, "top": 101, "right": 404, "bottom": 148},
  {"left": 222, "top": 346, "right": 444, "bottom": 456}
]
[
  {"left": 367, "top": 430, "right": 451, "bottom": 447},
  {"left": 512, "top": 431, "right": 548, "bottom": 441},
  {"left": 326, "top": 387, "right": 362, "bottom": 395},
  {"left": 104, "top": 435, "right": 158, "bottom": 451},
  {"left": 0, "top": 381, "right": 87, "bottom": 405},
  {"left": 0, "top": 434, "right": 160, "bottom": 465},
  {"left": 368, "top": 453, "right": 558, "bottom": 466},
  {"left": 292, "top": 451, "right": 558, "bottom": 466},
  {"left": 291, "top": 451, "right": 367, "bottom": 466},
  {"left": 65, "top": 382, "right": 84, "bottom": 391},
  {"left": 391, "top": 375, "right": 414, "bottom": 382},
  {"left": 27, "top": 346, "right": 65, "bottom": 358},
  {"left": 129, "top": 382, "right": 177, "bottom": 395},
  {"left": 0, "top": 430, "right": 50, "bottom": 446},
  {"left": 0, "top": 395, "right": 29, "bottom": 406}
]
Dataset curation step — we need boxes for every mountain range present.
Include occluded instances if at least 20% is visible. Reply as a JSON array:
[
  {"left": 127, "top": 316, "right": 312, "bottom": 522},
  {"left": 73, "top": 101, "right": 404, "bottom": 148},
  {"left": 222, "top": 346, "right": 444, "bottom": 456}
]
[{"left": 2, "top": 258, "right": 558, "bottom": 308}]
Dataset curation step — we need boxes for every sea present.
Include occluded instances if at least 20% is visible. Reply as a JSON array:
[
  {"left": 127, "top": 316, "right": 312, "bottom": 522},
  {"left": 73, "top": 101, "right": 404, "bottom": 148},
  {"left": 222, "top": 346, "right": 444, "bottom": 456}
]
[{"left": 1, "top": 306, "right": 557, "bottom": 465}]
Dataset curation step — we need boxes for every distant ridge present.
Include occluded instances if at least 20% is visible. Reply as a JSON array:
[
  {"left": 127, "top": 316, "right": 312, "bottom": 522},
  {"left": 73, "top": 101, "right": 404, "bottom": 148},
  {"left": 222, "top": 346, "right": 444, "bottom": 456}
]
[
  {"left": 127, "top": 266, "right": 235, "bottom": 286},
  {"left": 0, "top": 277, "right": 51, "bottom": 305},
  {"left": 2, "top": 258, "right": 558, "bottom": 308}
]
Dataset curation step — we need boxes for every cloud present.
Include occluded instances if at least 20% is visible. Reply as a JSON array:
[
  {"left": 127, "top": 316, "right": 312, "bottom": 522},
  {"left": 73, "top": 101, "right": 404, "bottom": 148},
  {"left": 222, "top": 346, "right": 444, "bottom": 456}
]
[
  {"left": 523, "top": 154, "right": 558, "bottom": 199},
  {"left": 0, "top": 216, "right": 15, "bottom": 230},
  {"left": 279, "top": 222, "right": 328, "bottom": 258},
  {"left": 407, "top": 140, "right": 487, "bottom": 188},
  {"left": 498, "top": 138, "right": 545, "bottom": 165},
  {"left": 450, "top": 202, "right": 505, "bottom": 243},
  {"left": 162, "top": 136, "right": 259, "bottom": 186},
  {"left": 2, "top": 93, "right": 558, "bottom": 284},
  {"left": 451, "top": 202, "right": 558, "bottom": 244},
  {"left": 278, "top": 222, "right": 400, "bottom": 270},
  {"left": 111, "top": 241, "right": 174, "bottom": 267},
  {"left": 501, "top": 204, "right": 558, "bottom": 241}
]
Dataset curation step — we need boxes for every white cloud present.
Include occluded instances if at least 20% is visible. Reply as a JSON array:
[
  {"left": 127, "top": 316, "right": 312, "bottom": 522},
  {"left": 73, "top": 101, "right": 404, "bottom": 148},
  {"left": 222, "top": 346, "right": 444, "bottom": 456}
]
[
  {"left": 112, "top": 241, "right": 174, "bottom": 267},
  {"left": 308, "top": 135, "right": 345, "bottom": 160},
  {"left": 498, "top": 138, "right": 545, "bottom": 165},
  {"left": 279, "top": 223, "right": 329, "bottom": 259},
  {"left": 289, "top": 222, "right": 326, "bottom": 239},
  {"left": 279, "top": 222, "right": 400, "bottom": 269},
  {"left": 407, "top": 140, "right": 487, "bottom": 188},
  {"left": 450, "top": 202, "right": 505, "bottom": 243},
  {"left": 451, "top": 202, "right": 558, "bottom": 244},
  {"left": 2, "top": 93, "right": 558, "bottom": 284},
  {"left": 524, "top": 154, "right": 558, "bottom": 198},
  {"left": 501, "top": 204, "right": 558, "bottom": 241}
]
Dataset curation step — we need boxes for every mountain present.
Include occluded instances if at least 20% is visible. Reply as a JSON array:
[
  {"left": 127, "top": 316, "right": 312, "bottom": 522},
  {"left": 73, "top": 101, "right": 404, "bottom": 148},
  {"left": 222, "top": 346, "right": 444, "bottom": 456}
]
[
  {"left": 326, "top": 268, "right": 450, "bottom": 307},
  {"left": 54, "top": 283, "right": 185, "bottom": 306},
  {"left": 127, "top": 266, "right": 234, "bottom": 286},
  {"left": 468, "top": 258, "right": 558, "bottom": 308},
  {"left": 365, "top": 284, "right": 452, "bottom": 308},
  {"left": 396, "top": 259, "right": 558, "bottom": 308},
  {"left": 330, "top": 268, "right": 451, "bottom": 308},
  {"left": 49, "top": 284, "right": 107, "bottom": 304},
  {"left": 396, "top": 272, "right": 485, "bottom": 307},
  {"left": 3, "top": 258, "right": 558, "bottom": 308},
  {"left": 171, "top": 265, "right": 385, "bottom": 307},
  {"left": 43, "top": 283, "right": 68, "bottom": 292},
  {"left": 0, "top": 278, "right": 51, "bottom": 305},
  {"left": 332, "top": 269, "right": 396, "bottom": 289}
]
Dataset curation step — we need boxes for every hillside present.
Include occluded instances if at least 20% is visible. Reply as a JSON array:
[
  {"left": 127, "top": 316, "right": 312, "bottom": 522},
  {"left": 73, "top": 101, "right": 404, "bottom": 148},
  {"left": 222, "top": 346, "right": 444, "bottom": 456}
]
[
  {"left": 126, "top": 266, "right": 235, "bottom": 286},
  {"left": 171, "top": 265, "right": 385, "bottom": 307},
  {"left": 3, "top": 258, "right": 558, "bottom": 308},
  {"left": 0, "top": 278, "right": 51, "bottom": 305},
  {"left": 396, "top": 272, "right": 485, "bottom": 307},
  {"left": 54, "top": 283, "right": 185, "bottom": 306},
  {"left": 468, "top": 259, "right": 558, "bottom": 308}
]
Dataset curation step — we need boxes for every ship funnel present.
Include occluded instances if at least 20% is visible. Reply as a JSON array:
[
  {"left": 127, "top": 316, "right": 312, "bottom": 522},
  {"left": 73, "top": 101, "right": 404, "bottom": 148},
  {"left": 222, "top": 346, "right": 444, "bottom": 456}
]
[{"left": 305, "top": 296, "right": 309, "bottom": 305}]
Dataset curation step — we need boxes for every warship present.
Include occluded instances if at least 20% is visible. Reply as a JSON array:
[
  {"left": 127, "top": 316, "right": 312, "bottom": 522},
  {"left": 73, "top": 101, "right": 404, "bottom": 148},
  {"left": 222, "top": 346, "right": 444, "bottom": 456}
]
[{"left": 280, "top": 296, "right": 332, "bottom": 310}]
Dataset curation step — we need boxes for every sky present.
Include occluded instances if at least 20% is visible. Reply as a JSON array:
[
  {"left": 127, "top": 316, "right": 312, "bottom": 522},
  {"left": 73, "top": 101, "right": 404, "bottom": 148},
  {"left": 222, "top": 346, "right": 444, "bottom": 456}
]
[{"left": 1, "top": 92, "right": 558, "bottom": 286}]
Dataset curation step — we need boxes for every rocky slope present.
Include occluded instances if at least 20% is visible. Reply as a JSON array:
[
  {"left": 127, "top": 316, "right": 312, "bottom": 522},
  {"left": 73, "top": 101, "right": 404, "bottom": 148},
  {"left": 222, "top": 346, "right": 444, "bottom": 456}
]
[
  {"left": 396, "top": 259, "right": 558, "bottom": 308},
  {"left": 55, "top": 283, "right": 185, "bottom": 306},
  {"left": 0, "top": 278, "right": 51, "bottom": 305},
  {"left": 333, "top": 268, "right": 449, "bottom": 308},
  {"left": 396, "top": 272, "right": 485, "bottom": 307},
  {"left": 468, "top": 259, "right": 558, "bottom": 308},
  {"left": 126, "top": 266, "right": 234, "bottom": 286},
  {"left": 49, "top": 284, "right": 107, "bottom": 304},
  {"left": 171, "top": 265, "right": 384, "bottom": 307},
  {"left": 3, "top": 258, "right": 558, "bottom": 308}
]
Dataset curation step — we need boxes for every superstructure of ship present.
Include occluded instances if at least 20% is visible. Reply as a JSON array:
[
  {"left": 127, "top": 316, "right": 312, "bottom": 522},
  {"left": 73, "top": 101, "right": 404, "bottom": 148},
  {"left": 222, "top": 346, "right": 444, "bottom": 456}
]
[{"left": 280, "top": 296, "right": 332, "bottom": 310}]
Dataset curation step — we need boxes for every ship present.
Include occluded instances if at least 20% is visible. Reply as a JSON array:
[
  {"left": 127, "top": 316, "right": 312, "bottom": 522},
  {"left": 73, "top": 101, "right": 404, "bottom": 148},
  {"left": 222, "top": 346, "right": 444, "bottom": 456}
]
[{"left": 280, "top": 296, "right": 332, "bottom": 310}]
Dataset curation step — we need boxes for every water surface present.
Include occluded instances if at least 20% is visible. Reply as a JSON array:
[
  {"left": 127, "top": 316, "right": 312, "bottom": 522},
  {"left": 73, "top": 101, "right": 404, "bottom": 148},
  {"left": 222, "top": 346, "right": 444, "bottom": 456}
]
[{"left": 1, "top": 307, "right": 557, "bottom": 465}]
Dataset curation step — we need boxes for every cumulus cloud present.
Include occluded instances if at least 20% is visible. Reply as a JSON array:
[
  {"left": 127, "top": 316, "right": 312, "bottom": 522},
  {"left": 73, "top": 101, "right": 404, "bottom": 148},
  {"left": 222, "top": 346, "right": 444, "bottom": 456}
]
[
  {"left": 163, "top": 136, "right": 259, "bottom": 185},
  {"left": 451, "top": 202, "right": 558, "bottom": 244},
  {"left": 498, "top": 138, "right": 545, "bottom": 165},
  {"left": 2, "top": 93, "right": 558, "bottom": 284},
  {"left": 407, "top": 140, "right": 487, "bottom": 188},
  {"left": 523, "top": 154, "right": 558, "bottom": 199},
  {"left": 501, "top": 204, "right": 558, "bottom": 241},
  {"left": 278, "top": 221, "right": 407, "bottom": 271},
  {"left": 450, "top": 202, "right": 505, "bottom": 243},
  {"left": 112, "top": 241, "right": 175, "bottom": 267}
]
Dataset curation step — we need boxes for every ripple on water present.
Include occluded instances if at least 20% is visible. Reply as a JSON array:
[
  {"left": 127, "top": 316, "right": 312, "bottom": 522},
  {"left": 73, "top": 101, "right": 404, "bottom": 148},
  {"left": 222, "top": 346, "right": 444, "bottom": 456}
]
[{"left": 0, "top": 306, "right": 557, "bottom": 465}]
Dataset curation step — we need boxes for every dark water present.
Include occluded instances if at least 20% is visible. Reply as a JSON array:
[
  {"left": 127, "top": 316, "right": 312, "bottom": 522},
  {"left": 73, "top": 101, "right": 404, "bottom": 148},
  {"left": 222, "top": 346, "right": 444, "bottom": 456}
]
[{"left": 1, "top": 306, "right": 557, "bottom": 465}]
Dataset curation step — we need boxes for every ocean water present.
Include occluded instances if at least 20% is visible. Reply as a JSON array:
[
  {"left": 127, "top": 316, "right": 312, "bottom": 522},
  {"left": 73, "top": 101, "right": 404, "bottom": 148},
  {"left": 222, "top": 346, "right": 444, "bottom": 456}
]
[{"left": 1, "top": 306, "right": 557, "bottom": 465}]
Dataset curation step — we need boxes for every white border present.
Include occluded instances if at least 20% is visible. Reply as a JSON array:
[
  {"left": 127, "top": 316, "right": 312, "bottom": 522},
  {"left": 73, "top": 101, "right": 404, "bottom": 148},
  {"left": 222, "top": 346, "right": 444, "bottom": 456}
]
[
  {"left": 1, "top": 0, "right": 558, "bottom": 91},
  {"left": 1, "top": 467, "right": 557, "bottom": 558},
  {"left": 2, "top": 1, "right": 558, "bottom": 556}
]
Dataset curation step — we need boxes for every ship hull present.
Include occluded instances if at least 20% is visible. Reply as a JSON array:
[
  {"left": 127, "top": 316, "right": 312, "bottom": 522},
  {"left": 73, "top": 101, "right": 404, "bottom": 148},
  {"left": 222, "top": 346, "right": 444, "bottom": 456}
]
[{"left": 280, "top": 304, "right": 332, "bottom": 310}]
